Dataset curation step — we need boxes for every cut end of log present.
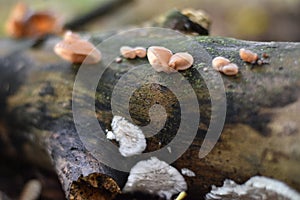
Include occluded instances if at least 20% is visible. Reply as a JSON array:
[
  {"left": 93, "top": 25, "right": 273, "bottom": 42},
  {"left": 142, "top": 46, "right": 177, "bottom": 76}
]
[{"left": 69, "top": 173, "right": 121, "bottom": 200}]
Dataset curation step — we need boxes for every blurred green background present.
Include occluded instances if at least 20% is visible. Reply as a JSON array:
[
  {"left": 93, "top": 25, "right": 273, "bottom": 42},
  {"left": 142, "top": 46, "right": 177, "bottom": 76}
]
[{"left": 1, "top": 0, "right": 300, "bottom": 41}]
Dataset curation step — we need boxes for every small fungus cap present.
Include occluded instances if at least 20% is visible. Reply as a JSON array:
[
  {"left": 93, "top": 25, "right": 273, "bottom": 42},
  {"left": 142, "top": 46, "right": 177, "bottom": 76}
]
[
  {"left": 134, "top": 47, "right": 147, "bottom": 58},
  {"left": 168, "top": 52, "right": 194, "bottom": 70},
  {"left": 239, "top": 48, "right": 258, "bottom": 63},
  {"left": 54, "top": 31, "right": 101, "bottom": 64},
  {"left": 221, "top": 63, "right": 239, "bottom": 76},
  {"left": 147, "top": 46, "right": 174, "bottom": 73},
  {"left": 120, "top": 46, "right": 136, "bottom": 59},
  {"left": 212, "top": 56, "right": 230, "bottom": 71}
]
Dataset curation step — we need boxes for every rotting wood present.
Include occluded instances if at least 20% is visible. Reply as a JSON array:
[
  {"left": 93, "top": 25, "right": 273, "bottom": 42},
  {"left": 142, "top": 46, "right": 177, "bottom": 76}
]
[{"left": 0, "top": 32, "right": 299, "bottom": 200}]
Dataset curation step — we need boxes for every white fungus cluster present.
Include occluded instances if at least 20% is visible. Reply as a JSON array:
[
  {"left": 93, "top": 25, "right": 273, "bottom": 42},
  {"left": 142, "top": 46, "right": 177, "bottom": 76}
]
[
  {"left": 107, "top": 115, "right": 146, "bottom": 157},
  {"left": 123, "top": 157, "right": 187, "bottom": 200},
  {"left": 206, "top": 176, "right": 300, "bottom": 200}
]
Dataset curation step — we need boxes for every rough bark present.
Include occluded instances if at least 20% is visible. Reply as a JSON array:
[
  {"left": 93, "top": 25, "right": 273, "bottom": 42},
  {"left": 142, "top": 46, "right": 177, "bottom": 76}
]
[{"left": 0, "top": 32, "right": 299, "bottom": 200}]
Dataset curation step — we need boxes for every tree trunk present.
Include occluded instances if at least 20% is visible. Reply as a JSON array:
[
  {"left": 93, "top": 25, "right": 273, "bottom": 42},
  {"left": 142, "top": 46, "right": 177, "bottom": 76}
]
[{"left": 1, "top": 32, "right": 299, "bottom": 200}]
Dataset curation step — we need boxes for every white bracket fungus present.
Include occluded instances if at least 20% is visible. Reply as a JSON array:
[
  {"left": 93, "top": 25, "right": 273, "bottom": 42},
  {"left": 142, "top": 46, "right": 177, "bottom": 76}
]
[
  {"left": 123, "top": 157, "right": 187, "bottom": 200},
  {"left": 107, "top": 115, "right": 146, "bottom": 157},
  {"left": 205, "top": 176, "right": 300, "bottom": 200}
]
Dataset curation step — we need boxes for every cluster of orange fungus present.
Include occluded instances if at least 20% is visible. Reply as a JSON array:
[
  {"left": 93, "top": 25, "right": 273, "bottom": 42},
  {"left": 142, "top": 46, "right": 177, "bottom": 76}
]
[{"left": 6, "top": 2, "right": 62, "bottom": 38}]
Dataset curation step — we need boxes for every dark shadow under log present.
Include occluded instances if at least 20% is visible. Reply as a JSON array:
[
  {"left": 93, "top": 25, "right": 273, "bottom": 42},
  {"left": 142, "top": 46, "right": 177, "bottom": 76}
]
[{"left": 0, "top": 32, "right": 300, "bottom": 199}]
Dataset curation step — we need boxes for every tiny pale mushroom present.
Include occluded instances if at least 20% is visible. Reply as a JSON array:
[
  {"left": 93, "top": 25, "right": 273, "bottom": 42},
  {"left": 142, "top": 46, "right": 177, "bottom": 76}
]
[
  {"left": 168, "top": 52, "right": 194, "bottom": 70},
  {"left": 239, "top": 48, "right": 258, "bottom": 63},
  {"left": 134, "top": 46, "right": 147, "bottom": 58},
  {"left": 211, "top": 56, "right": 231, "bottom": 71},
  {"left": 221, "top": 63, "right": 239, "bottom": 76},
  {"left": 120, "top": 46, "right": 136, "bottom": 59},
  {"left": 212, "top": 56, "right": 239, "bottom": 76},
  {"left": 147, "top": 46, "right": 175, "bottom": 73},
  {"left": 54, "top": 31, "right": 101, "bottom": 64}
]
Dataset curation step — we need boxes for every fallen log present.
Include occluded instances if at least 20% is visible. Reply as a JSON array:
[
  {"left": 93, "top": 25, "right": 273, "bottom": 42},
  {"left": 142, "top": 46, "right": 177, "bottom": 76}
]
[{"left": 1, "top": 30, "right": 300, "bottom": 200}]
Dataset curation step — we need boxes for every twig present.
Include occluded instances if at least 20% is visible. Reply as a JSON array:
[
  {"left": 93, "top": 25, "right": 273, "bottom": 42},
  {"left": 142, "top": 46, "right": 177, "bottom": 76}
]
[{"left": 64, "top": 0, "right": 134, "bottom": 30}]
